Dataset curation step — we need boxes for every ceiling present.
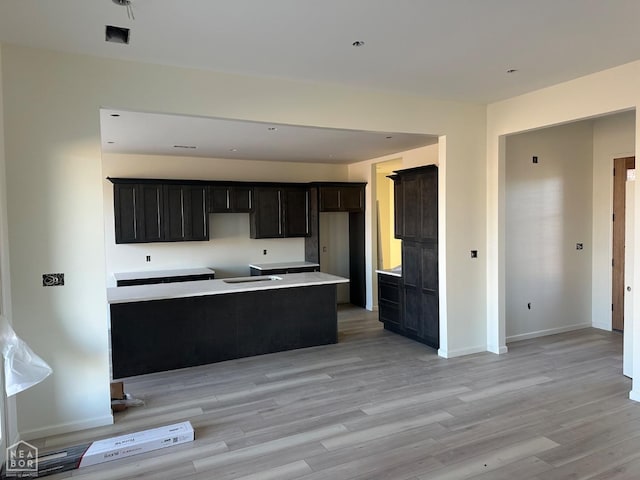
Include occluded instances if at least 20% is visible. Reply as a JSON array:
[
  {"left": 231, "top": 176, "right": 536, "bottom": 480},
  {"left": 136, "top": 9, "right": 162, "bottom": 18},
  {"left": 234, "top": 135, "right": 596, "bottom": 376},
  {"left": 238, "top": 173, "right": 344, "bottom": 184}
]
[
  {"left": 2, "top": 1, "right": 640, "bottom": 163},
  {"left": 100, "top": 109, "right": 437, "bottom": 164}
]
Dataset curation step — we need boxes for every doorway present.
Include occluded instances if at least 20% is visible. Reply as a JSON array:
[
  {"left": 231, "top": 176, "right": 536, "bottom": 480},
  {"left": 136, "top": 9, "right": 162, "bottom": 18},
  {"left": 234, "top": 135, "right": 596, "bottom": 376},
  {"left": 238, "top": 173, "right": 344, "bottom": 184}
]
[
  {"left": 375, "top": 159, "right": 402, "bottom": 270},
  {"left": 612, "top": 156, "right": 635, "bottom": 331}
]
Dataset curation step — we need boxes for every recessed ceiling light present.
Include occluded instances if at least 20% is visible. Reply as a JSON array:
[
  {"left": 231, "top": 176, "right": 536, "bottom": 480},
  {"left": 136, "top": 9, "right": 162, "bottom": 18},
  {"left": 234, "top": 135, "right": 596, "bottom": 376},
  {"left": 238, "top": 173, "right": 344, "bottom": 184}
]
[
  {"left": 173, "top": 145, "right": 197, "bottom": 149},
  {"left": 352, "top": 40, "right": 365, "bottom": 47},
  {"left": 229, "top": 148, "right": 238, "bottom": 152},
  {"left": 107, "top": 141, "right": 115, "bottom": 144},
  {"left": 506, "top": 69, "right": 518, "bottom": 74},
  {"left": 386, "top": 136, "right": 393, "bottom": 139},
  {"left": 267, "top": 127, "right": 277, "bottom": 131},
  {"left": 110, "top": 113, "right": 120, "bottom": 117}
]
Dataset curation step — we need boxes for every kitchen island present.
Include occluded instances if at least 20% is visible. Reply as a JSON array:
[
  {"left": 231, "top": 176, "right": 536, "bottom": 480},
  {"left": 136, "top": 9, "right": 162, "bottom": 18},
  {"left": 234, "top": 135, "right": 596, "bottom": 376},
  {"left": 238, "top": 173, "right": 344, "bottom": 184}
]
[{"left": 108, "top": 272, "right": 349, "bottom": 378}]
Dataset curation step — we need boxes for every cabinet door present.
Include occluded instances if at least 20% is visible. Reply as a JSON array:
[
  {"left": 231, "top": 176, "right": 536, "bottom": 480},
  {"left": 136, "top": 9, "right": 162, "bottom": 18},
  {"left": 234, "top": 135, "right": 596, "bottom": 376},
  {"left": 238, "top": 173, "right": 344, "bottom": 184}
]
[
  {"left": 420, "top": 169, "right": 438, "bottom": 241},
  {"left": 401, "top": 242, "right": 422, "bottom": 337},
  {"left": 250, "top": 187, "right": 283, "bottom": 238},
  {"left": 319, "top": 186, "right": 364, "bottom": 212},
  {"left": 231, "top": 186, "right": 253, "bottom": 212},
  {"left": 164, "top": 184, "right": 187, "bottom": 241},
  {"left": 420, "top": 242, "right": 439, "bottom": 348},
  {"left": 209, "top": 186, "right": 231, "bottom": 212},
  {"left": 113, "top": 183, "right": 162, "bottom": 243},
  {"left": 401, "top": 176, "right": 420, "bottom": 240},
  {"left": 164, "top": 185, "right": 208, "bottom": 241},
  {"left": 185, "top": 185, "right": 208, "bottom": 240},
  {"left": 284, "top": 188, "right": 310, "bottom": 237},
  {"left": 341, "top": 186, "right": 364, "bottom": 212},
  {"left": 114, "top": 184, "right": 139, "bottom": 243},
  {"left": 319, "top": 187, "right": 341, "bottom": 211},
  {"left": 138, "top": 184, "right": 164, "bottom": 242}
]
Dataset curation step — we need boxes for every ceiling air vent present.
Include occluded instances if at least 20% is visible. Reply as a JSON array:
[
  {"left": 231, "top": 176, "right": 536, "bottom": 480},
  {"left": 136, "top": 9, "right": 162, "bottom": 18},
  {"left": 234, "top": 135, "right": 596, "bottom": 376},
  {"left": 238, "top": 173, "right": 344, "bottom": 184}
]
[{"left": 105, "top": 25, "right": 130, "bottom": 44}]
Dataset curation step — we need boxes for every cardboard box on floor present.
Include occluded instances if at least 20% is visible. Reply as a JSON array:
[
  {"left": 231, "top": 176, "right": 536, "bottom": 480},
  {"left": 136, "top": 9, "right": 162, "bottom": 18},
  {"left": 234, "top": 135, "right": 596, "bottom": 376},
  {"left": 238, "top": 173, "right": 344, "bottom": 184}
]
[
  {"left": 79, "top": 421, "right": 194, "bottom": 468},
  {"left": 12, "top": 422, "right": 195, "bottom": 478},
  {"left": 110, "top": 381, "right": 127, "bottom": 412}
]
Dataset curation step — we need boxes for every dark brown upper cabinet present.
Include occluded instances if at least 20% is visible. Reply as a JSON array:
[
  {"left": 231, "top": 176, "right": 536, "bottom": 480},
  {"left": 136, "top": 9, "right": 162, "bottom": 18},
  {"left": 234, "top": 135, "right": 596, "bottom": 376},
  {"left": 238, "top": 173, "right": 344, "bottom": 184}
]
[
  {"left": 111, "top": 180, "right": 208, "bottom": 244},
  {"left": 319, "top": 184, "right": 364, "bottom": 212},
  {"left": 209, "top": 185, "right": 253, "bottom": 213},
  {"left": 164, "top": 184, "right": 208, "bottom": 242},
  {"left": 250, "top": 186, "right": 310, "bottom": 238},
  {"left": 388, "top": 166, "right": 437, "bottom": 241}
]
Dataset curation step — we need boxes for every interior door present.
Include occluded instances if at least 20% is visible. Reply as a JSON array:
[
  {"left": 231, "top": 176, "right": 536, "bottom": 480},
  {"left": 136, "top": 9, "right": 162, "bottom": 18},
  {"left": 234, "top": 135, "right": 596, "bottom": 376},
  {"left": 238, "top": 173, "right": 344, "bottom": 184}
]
[
  {"left": 613, "top": 156, "right": 636, "bottom": 330},
  {"left": 624, "top": 177, "right": 635, "bottom": 378}
]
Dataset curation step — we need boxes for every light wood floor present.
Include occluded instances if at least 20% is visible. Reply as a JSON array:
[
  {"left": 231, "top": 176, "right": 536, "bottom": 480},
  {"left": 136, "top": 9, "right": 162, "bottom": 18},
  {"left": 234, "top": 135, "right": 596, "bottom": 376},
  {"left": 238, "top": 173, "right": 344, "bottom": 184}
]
[{"left": 34, "top": 306, "right": 640, "bottom": 480}]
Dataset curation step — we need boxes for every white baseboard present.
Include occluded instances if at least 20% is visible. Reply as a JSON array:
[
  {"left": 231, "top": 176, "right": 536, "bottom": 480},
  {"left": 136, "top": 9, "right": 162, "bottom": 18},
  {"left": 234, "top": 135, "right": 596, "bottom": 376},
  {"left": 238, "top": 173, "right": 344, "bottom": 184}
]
[
  {"left": 506, "top": 323, "right": 591, "bottom": 343},
  {"left": 487, "top": 345, "right": 509, "bottom": 355},
  {"left": 438, "top": 344, "right": 486, "bottom": 359},
  {"left": 20, "top": 414, "right": 113, "bottom": 441},
  {"left": 592, "top": 322, "right": 611, "bottom": 332},
  {"left": 629, "top": 390, "right": 640, "bottom": 403}
]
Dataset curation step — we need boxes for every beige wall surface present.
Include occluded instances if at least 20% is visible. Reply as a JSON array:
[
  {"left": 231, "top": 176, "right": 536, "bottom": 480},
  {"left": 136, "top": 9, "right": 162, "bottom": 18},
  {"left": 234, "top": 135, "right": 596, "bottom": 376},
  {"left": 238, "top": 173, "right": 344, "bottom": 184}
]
[
  {"left": 1, "top": 45, "right": 487, "bottom": 437},
  {"left": 486, "top": 59, "right": 640, "bottom": 399},
  {"left": 505, "top": 121, "right": 594, "bottom": 340}
]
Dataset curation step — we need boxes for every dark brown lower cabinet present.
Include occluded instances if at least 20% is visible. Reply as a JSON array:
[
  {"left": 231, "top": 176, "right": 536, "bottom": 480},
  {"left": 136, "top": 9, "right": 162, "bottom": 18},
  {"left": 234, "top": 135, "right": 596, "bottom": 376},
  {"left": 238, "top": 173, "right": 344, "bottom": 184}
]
[
  {"left": 110, "top": 284, "right": 338, "bottom": 378},
  {"left": 377, "top": 273, "right": 402, "bottom": 328},
  {"left": 379, "top": 243, "right": 439, "bottom": 349}
]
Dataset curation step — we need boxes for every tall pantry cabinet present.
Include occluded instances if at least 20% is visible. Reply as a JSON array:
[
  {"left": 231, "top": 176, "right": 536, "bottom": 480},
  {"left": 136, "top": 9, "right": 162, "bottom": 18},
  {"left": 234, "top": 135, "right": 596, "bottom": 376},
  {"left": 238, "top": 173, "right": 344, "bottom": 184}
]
[{"left": 384, "top": 165, "right": 439, "bottom": 349}]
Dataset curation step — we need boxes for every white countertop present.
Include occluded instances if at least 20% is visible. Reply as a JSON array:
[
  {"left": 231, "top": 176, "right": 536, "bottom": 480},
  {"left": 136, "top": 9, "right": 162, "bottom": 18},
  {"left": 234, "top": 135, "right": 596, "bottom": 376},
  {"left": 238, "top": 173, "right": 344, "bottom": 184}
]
[
  {"left": 376, "top": 266, "right": 402, "bottom": 277},
  {"left": 113, "top": 267, "right": 215, "bottom": 281},
  {"left": 107, "top": 272, "right": 349, "bottom": 304},
  {"left": 248, "top": 261, "right": 320, "bottom": 270}
]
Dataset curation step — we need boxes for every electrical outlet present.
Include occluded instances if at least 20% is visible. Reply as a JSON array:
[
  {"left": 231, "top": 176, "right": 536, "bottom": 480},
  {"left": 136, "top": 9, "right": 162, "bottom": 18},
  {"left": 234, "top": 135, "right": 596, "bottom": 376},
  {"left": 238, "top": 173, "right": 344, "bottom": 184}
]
[
  {"left": 263, "top": 249, "right": 267, "bottom": 255},
  {"left": 43, "top": 273, "right": 64, "bottom": 287},
  {"left": 576, "top": 243, "right": 583, "bottom": 250},
  {"left": 470, "top": 250, "right": 478, "bottom": 258},
  {"left": 532, "top": 156, "right": 538, "bottom": 164},
  {"left": 146, "top": 255, "right": 151, "bottom": 262}
]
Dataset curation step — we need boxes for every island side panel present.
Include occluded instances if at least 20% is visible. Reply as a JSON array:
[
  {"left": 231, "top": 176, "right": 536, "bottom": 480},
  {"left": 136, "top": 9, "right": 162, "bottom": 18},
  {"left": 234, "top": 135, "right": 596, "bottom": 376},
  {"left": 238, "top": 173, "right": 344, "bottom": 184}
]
[
  {"left": 110, "top": 294, "right": 237, "bottom": 379},
  {"left": 110, "top": 284, "right": 338, "bottom": 378}
]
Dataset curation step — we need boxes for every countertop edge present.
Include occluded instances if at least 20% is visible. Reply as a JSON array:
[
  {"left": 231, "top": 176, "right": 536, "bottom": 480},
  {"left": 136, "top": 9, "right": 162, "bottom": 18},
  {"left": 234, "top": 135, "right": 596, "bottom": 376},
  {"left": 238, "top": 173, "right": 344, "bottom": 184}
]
[
  {"left": 376, "top": 269, "right": 402, "bottom": 278},
  {"left": 108, "top": 272, "right": 349, "bottom": 304}
]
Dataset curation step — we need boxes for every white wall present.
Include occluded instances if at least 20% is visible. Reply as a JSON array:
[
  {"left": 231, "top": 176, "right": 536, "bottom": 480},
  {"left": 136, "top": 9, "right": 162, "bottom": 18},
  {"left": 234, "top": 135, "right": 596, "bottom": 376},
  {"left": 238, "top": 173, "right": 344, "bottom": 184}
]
[
  {"left": 0, "top": 43, "right": 17, "bottom": 449},
  {"left": 319, "top": 212, "right": 350, "bottom": 303},
  {"left": 591, "top": 111, "right": 636, "bottom": 330},
  {"left": 486, "top": 59, "right": 640, "bottom": 399},
  {"left": 349, "top": 140, "right": 489, "bottom": 359},
  {"left": 1, "top": 44, "right": 486, "bottom": 437},
  {"left": 505, "top": 121, "right": 594, "bottom": 341},
  {"left": 103, "top": 153, "right": 347, "bottom": 282}
]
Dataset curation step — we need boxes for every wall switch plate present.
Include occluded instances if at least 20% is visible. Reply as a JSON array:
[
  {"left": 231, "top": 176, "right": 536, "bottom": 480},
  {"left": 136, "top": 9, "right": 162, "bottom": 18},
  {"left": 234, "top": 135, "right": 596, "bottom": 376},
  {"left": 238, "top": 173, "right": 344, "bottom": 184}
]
[
  {"left": 470, "top": 250, "right": 478, "bottom": 258},
  {"left": 43, "top": 273, "right": 64, "bottom": 287},
  {"left": 532, "top": 156, "right": 538, "bottom": 164},
  {"left": 576, "top": 243, "right": 584, "bottom": 250}
]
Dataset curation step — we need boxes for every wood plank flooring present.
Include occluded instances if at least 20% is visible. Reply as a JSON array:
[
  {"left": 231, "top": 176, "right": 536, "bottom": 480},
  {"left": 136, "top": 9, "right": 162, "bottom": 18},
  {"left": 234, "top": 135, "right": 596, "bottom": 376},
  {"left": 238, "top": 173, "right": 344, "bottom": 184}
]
[{"left": 31, "top": 306, "right": 639, "bottom": 480}]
